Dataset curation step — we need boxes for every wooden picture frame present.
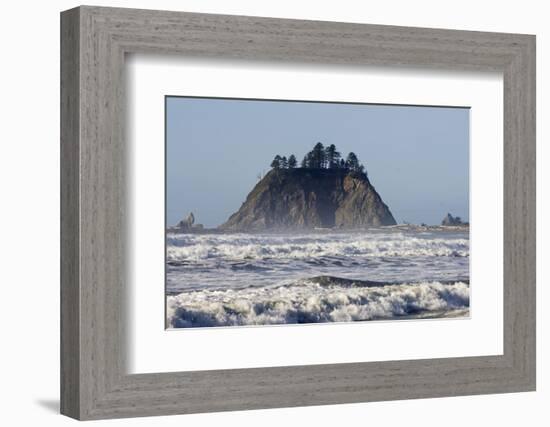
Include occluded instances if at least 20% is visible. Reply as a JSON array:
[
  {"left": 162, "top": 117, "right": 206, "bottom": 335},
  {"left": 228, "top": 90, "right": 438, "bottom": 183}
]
[{"left": 60, "top": 5, "right": 536, "bottom": 420}]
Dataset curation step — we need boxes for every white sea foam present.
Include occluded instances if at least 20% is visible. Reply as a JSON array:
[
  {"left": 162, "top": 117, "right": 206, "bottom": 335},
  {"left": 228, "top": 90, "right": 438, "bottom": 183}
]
[
  {"left": 166, "top": 230, "right": 470, "bottom": 327},
  {"left": 166, "top": 231, "right": 469, "bottom": 263},
  {"left": 167, "top": 280, "right": 470, "bottom": 328}
]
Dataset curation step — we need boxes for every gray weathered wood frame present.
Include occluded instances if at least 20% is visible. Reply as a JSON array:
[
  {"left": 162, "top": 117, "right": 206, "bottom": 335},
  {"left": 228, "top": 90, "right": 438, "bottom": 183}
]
[{"left": 60, "top": 5, "right": 536, "bottom": 420}]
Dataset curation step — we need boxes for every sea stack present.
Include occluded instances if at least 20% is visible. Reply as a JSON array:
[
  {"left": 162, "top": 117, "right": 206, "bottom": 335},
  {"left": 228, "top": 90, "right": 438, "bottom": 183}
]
[
  {"left": 441, "top": 213, "right": 464, "bottom": 226},
  {"left": 220, "top": 168, "right": 396, "bottom": 231}
]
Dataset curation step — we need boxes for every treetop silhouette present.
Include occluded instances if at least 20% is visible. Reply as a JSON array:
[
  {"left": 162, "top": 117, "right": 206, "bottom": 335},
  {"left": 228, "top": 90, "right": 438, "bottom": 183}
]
[{"left": 271, "top": 142, "right": 366, "bottom": 174}]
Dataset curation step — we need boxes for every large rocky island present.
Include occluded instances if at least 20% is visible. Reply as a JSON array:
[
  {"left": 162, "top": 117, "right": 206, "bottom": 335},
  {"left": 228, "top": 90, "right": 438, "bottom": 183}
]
[
  {"left": 172, "top": 142, "right": 399, "bottom": 233},
  {"left": 221, "top": 167, "right": 396, "bottom": 231}
]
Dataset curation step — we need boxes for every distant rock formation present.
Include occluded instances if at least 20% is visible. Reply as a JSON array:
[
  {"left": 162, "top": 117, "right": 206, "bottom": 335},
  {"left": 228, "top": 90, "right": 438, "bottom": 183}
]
[
  {"left": 441, "top": 213, "right": 463, "bottom": 226},
  {"left": 220, "top": 168, "right": 396, "bottom": 231},
  {"left": 176, "top": 212, "right": 203, "bottom": 231}
]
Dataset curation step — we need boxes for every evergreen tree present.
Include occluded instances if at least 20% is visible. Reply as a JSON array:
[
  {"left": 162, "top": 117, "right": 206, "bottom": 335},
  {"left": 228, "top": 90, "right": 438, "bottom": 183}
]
[
  {"left": 281, "top": 156, "right": 288, "bottom": 169},
  {"left": 311, "top": 142, "right": 326, "bottom": 168},
  {"left": 334, "top": 149, "right": 341, "bottom": 167},
  {"left": 306, "top": 152, "right": 314, "bottom": 168},
  {"left": 270, "top": 155, "right": 282, "bottom": 169},
  {"left": 325, "top": 144, "right": 341, "bottom": 168},
  {"left": 288, "top": 154, "right": 297, "bottom": 169},
  {"left": 346, "top": 152, "right": 360, "bottom": 171},
  {"left": 274, "top": 144, "right": 366, "bottom": 172}
]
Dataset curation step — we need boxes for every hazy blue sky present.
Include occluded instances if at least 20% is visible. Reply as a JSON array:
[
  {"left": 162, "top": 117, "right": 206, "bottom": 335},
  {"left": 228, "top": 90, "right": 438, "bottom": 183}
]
[{"left": 166, "top": 97, "right": 469, "bottom": 227}]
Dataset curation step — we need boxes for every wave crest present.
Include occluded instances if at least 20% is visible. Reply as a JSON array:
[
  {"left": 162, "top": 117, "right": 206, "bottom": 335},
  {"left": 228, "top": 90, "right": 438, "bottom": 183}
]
[
  {"left": 166, "top": 232, "right": 469, "bottom": 263},
  {"left": 167, "top": 280, "right": 469, "bottom": 328}
]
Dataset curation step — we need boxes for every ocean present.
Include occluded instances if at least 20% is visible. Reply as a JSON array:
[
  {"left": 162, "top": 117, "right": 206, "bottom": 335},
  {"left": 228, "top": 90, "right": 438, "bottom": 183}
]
[{"left": 166, "top": 229, "right": 470, "bottom": 328}]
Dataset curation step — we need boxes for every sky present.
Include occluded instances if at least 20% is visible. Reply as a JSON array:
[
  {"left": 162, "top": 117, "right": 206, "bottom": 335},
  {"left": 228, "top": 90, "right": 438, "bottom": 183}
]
[{"left": 166, "top": 96, "right": 469, "bottom": 227}]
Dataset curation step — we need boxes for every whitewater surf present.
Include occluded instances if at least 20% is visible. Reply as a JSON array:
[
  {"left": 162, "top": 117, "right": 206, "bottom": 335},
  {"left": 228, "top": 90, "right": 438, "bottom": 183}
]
[{"left": 166, "top": 229, "right": 469, "bottom": 328}]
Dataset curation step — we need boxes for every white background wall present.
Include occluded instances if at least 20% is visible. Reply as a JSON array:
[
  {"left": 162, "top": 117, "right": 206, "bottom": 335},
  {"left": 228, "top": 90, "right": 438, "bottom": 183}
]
[{"left": 0, "top": 0, "right": 546, "bottom": 425}]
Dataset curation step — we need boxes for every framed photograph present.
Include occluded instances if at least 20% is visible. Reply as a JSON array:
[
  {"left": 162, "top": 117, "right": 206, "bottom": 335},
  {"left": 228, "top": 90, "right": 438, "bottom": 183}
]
[
  {"left": 164, "top": 97, "right": 471, "bottom": 329},
  {"left": 61, "top": 6, "right": 536, "bottom": 420}
]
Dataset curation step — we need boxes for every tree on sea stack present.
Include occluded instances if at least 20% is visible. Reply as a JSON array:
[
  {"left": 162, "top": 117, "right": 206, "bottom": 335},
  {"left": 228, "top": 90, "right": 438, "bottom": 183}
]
[
  {"left": 325, "top": 144, "right": 341, "bottom": 168},
  {"left": 270, "top": 155, "right": 282, "bottom": 169},
  {"left": 281, "top": 156, "right": 288, "bottom": 169},
  {"left": 306, "top": 152, "right": 314, "bottom": 168},
  {"left": 346, "top": 152, "right": 359, "bottom": 170},
  {"left": 269, "top": 143, "right": 366, "bottom": 172},
  {"left": 288, "top": 154, "right": 297, "bottom": 168},
  {"left": 311, "top": 142, "right": 326, "bottom": 169}
]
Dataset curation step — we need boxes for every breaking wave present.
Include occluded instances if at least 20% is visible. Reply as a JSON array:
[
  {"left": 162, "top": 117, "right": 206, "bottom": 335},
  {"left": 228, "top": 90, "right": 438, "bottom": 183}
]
[
  {"left": 167, "top": 278, "right": 470, "bottom": 328},
  {"left": 166, "top": 232, "right": 469, "bottom": 263}
]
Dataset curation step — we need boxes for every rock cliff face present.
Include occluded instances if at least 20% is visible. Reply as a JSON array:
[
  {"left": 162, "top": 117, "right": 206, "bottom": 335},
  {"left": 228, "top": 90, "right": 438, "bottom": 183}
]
[{"left": 220, "top": 168, "right": 396, "bottom": 231}]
